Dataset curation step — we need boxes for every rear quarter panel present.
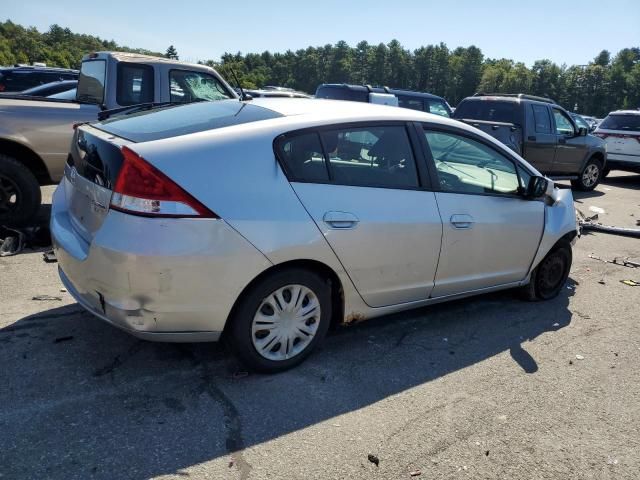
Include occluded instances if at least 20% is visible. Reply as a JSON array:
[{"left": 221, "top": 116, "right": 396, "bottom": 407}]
[{"left": 130, "top": 120, "right": 371, "bottom": 320}]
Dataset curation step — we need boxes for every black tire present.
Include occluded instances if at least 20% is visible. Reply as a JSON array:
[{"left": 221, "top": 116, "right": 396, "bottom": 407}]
[
  {"left": 0, "top": 154, "right": 41, "bottom": 227},
  {"left": 571, "top": 157, "right": 602, "bottom": 191},
  {"left": 521, "top": 240, "right": 572, "bottom": 301},
  {"left": 228, "top": 268, "right": 332, "bottom": 373},
  {"left": 602, "top": 167, "right": 611, "bottom": 179}
]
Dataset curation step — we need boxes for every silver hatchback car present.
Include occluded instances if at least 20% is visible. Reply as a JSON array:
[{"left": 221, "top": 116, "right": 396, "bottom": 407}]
[{"left": 51, "top": 98, "right": 578, "bottom": 372}]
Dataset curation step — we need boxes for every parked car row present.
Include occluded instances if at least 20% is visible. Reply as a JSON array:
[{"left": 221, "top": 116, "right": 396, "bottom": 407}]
[{"left": 0, "top": 65, "right": 78, "bottom": 92}]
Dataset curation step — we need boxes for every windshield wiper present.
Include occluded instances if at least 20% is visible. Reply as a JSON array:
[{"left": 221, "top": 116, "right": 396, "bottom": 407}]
[{"left": 97, "top": 101, "right": 182, "bottom": 121}]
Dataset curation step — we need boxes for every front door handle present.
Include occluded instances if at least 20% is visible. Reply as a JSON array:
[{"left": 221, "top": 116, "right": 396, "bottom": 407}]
[
  {"left": 450, "top": 214, "right": 474, "bottom": 229},
  {"left": 558, "top": 137, "right": 567, "bottom": 145},
  {"left": 323, "top": 211, "right": 359, "bottom": 229},
  {"left": 528, "top": 135, "right": 537, "bottom": 141}
]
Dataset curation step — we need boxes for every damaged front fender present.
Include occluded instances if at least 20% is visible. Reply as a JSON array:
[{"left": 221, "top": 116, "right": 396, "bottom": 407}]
[{"left": 528, "top": 186, "right": 578, "bottom": 276}]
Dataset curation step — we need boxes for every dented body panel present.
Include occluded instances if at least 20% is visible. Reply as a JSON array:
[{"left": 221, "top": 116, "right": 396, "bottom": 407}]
[{"left": 52, "top": 98, "right": 578, "bottom": 341}]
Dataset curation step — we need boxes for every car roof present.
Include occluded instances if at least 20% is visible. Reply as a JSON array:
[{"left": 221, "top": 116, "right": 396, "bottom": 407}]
[
  {"left": 0, "top": 65, "right": 79, "bottom": 74},
  {"left": 318, "top": 83, "right": 446, "bottom": 101},
  {"left": 608, "top": 110, "right": 640, "bottom": 115},
  {"left": 84, "top": 51, "right": 211, "bottom": 71}
]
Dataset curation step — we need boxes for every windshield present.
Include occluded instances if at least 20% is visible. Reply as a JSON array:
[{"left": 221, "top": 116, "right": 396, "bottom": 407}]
[
  {"left": 599, "top": 114, "right": 640, "bottom": 132},
  {"left": 571, "top": 114, "right": 589, "bottom": 130},
  {"left": 426, "top": 99, "right": 451, "bottom": 117},
  {"left": 453, "top": 100, "right": 518, "bottom": 124},
  {"left": 77, "top": 60, "right": 106, "bottom": 104},
  {"left": 170, "top": 70, "right": 233, "bottom": 103}
]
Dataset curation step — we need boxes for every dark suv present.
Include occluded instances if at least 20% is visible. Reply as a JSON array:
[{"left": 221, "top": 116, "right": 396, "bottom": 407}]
[
  {"left": 0, "top": 66, "right": 79, "bottom": 93},
  {"left": 316, "top": 84, "right": 452, "bottom": 117},
  {"left": 453, "top": 93, "right": 607, "bottom": 190}
]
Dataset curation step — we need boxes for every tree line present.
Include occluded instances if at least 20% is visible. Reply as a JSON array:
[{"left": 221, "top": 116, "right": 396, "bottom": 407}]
[{"left": 2, "top": 20, "right": 639, "bottom": 116}]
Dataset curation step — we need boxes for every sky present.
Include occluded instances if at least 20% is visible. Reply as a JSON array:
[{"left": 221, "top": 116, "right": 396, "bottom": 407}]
[{"left": 3, "top": 0, "right": 640, "bottom": 66}]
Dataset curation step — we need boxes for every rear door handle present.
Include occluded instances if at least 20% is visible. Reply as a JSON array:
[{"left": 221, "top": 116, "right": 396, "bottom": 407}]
[
  {"left": 450, "top": 214, "right": 474, "bottom": 229},
  {"left": 323, "top": 211, "right": 359, "bottom": 229},
  {"left": 528, "top": 136, "right": 537, "bottom": 141},
  {"left": 558, "top": 137, "right": 567, "bottom": 144}
]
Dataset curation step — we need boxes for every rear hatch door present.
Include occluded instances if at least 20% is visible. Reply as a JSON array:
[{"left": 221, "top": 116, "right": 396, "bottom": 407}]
[
  {"left": 597, "top": 114, "right": 640, "bottom": 158},
  {"left": 64, "top": 125, "right": 131, "bottom": 243}
]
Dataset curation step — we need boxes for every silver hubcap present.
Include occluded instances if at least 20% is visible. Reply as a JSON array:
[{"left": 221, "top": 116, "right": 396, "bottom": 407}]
[
  {"left": 582, "top": 164, "right": 599, "bottom": 187},
  {"left": 251, "top": 285, "right": 321, "bottom": 361}
]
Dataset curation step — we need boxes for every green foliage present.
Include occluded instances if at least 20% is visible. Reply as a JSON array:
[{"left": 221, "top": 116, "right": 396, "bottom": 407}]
[
  {"left": 0, "top": 20, "right": 163, "bottom": 69},
  {"left": 211, "top": 42, "right": 639, "bottom": 116},
  {"left": 2, "top": 20, "right": 638, "bottom": 116}
]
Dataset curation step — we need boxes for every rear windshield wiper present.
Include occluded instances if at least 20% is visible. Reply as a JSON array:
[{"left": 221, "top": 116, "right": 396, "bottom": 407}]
[{"left": 97, "top": 101, "right": 180, "bottom": 121}]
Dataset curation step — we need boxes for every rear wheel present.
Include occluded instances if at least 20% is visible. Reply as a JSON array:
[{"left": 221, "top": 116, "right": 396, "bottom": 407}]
[
  {"left": 522, "top": 240, "right": 572, "bottom": 301},
  {"left": 0, "top": 154, "right": 41, "bottom": 226},
  {"left": 228, "top": 268, "right": 332, "bottom": 372},
  {"left": 571, "top": 157, "right": 602, "bottom": 191}
]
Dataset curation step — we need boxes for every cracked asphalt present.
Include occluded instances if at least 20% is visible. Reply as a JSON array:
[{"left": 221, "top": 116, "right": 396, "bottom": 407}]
[{"left": 1, "top": 173, "right": 639, "bottom": 479}]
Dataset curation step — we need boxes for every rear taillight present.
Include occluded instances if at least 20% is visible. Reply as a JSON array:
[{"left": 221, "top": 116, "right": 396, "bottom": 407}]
[
  {"left": 110, "top": 146, "right": 218, "bottom": 218},
  {"left": 0, "top": 84, "right": 5, "bottom": 92}
]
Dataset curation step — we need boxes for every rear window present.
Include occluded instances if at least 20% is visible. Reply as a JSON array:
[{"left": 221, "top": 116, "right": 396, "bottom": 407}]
[
  {"left": 116, "top": 63, "right": 154, "bottom": 106},
  {"left": 94, "top": 100, "right": 283, "bottom": 142},
  {"left": 453, "top": 100, "right": 518, "bottom": 124},
  {"left": 398, "top": 96, "right": 424, "bottom": 111},
  {"left": 599, "top": 114, "right": 640, "bottom": 132},
  {"left": 315, "top": 86, "right": 368, "bottom": 102},
  {"left": 77, "top": 60, "right": 106, "bottom": 104}
]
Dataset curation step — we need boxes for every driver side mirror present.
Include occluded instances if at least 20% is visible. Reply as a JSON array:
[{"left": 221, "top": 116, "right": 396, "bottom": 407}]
[
  {"left": 524, "top": 175, "right": 548, "bottom": 199},
  {"left": 577, "top": 126, "right": 588, "bottom": 137}
]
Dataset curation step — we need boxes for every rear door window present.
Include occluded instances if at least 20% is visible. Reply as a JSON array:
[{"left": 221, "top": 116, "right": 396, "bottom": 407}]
[
  {"left": 321, "top": 125, "right": 419, "bottom": 188},
  {"left": 278, "top": 133, "right": 329, "bottom": 182},
  {"left": 532, "top": 105, "right": 552, "bottom": 133},
  {"left": 169, "top": 70, "right": 233, "bottom": 103},
  {"left": 398, "top": 96, "right": 424, "bottom": 111},
  {"left": 116, "top": 63, "right": 154, "bottom": 106}
]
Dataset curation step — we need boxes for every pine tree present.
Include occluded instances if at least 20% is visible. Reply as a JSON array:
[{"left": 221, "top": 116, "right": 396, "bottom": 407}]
[{"left": 165, "top": 45, "right": 179, "bottom": 60}]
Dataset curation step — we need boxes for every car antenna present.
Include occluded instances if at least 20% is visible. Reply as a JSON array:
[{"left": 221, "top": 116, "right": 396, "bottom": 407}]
[{"left": 228, "top": 67, "right": 249, "bottom": 101}]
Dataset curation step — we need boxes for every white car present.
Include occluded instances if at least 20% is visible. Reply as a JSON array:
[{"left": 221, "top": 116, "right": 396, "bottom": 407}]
[{"left": 594, "top": 110, "right": 640, "bottom": 175}]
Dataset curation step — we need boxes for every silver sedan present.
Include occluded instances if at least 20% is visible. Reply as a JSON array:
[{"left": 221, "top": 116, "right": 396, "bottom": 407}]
[{"left": 51, "top": 98, "right": 578, "bottom": 372}]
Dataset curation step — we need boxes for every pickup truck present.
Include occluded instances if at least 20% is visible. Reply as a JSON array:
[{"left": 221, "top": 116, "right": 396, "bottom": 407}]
[
  {"left": 452, "top": 93, "right": 607, "bottom": 191},
  {"left": 0, "top": 51, "right": 238, "bottom": 225}
]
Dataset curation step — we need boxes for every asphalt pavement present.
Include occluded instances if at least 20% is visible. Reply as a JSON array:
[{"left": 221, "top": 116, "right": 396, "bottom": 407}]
[{"left": 1, "top": 173, "right": 639, "bottom": 479}]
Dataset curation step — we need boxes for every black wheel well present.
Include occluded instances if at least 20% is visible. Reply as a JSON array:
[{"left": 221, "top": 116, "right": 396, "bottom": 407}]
[
  {"left": 0, "top": 139, "right": 52, "bottom": 185},
  {"left": 561, "top": 231, "right": 578, "bottom": 244},
  {"left": 223, "top": 259, "right": 345, "bottom": 336},
  {"left": 589, "top": 152, "right": 605, "bottom": 165}
]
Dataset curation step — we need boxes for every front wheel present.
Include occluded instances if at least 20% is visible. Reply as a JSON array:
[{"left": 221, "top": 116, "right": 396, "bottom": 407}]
[
  {"left": 521, "top": 240, "right": 572, "bottom": 301},
  {"left": 228, "top": 268, "right": 332, "bottom": 372},
  {"left": 571, "top": 157, "right": 602, "bottom": 191}
]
